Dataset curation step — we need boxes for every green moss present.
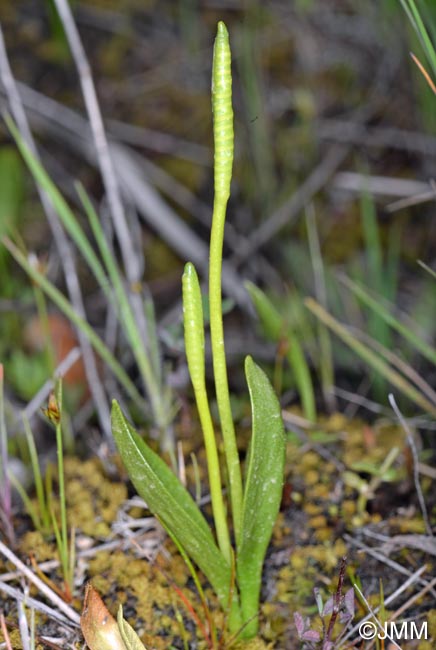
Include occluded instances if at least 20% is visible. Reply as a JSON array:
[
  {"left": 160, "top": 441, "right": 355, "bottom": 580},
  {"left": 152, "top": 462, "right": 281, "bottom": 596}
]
[{"left": 63, "top": 457, "right": 127, "bottom": 537}]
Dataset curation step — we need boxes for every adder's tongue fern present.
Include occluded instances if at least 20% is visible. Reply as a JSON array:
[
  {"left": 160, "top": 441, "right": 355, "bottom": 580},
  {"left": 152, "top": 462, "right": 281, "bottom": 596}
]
[{"left": 111, "top": 23, "right": 285, "bottom": 640}]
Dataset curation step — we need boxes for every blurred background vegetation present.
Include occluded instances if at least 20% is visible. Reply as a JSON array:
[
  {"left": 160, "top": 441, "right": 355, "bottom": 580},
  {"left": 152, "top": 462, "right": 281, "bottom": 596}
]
[{"left": 0, "top": 0, "right": 435, "bottom": 440}]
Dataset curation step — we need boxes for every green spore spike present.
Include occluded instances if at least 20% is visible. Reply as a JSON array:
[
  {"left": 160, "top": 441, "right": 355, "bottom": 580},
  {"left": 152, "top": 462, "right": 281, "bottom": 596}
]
[
  {"left": 212, "top": 21, "right": 234, "bottom": 201},
  {"left": 210, "top": 21, "right": 243, "bottom": 544},
  {"left": 182, "top": 262, "right": 231, "bottom": 564}
]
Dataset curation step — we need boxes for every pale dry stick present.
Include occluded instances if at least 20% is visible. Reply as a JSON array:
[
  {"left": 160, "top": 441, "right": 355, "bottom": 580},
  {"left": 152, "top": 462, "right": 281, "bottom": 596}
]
[
  {"left": 112, "top": 143, "right": 250, "bottom": 309},
  {"left": 333, "top": 386, "right": 391, "bottom": 415},
  {"left": 0, "top": 539, "right": 138, "bottom": 586},
  {"left": 0, "top": 82, "right": 250, "bottom": 309},
  {"left": 52, "top": 0, "right": 142, "bottom": 289},
  {"left": 316, "top": 118, "right": 436, "bottom": 158},
  {"left": 0, "top": 580, "right": 77, "bottom": 629},
  {"left": 231, "top": 144, "right": 349, "bottom": 265},
  {"left": 332, "top": 171, "right": 429, "bottom": 199},
  {"left": 0, "top": 26, "right": 111, "bottom": 439},
  {"left": 345, "top": 327, "right": 436, "bottom": 407},
  {"left": 17, "top": 598, "right": 31, "bottom": 650},
  {"left": 135, "top": 154, "right": 245, "bottom": 253},
  {"left": 0, "top": 540, "right": 80, "bottom": 624},
  {"left": 362, "top": 529, "right": 436, "bottom": 557},
  {"left": 418, "top": 463, "right": 436, "bottom": 478},
  {"left": 306, "top": 300, "right": 436, "bottom": 416},
  {"left": 352, "top": 584, "right": 403, "bottom": 650},
  {"left": 386, "top": 187, "right": 436, "bottom": 212},
  {"left": 338, "top": 565, "right": 427, "bottom": 649},
  {"left": 344, "top": 534, "right": 436, "bottom": 597},
  {"left": 333, "top": 387, "right": 436, "bottom": 433},
  {"left": 389, "top": 394, "right": 433, "bottom": 538},
  {"left": 108, "top": 118, "right": 210, "bottom": 164},
  {"left": 359, "top": 575, "right": 436, "bottom": 650},
  {"left": 52, "top": 0, "right": 163, "bottom": 428},
  {"left": 390, "top": 575, "right": 436, "bottom": 621}
]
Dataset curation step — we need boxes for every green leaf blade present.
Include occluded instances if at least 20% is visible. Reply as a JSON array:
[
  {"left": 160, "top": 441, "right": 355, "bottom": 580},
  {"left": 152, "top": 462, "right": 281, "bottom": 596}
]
[
  {"left": 117, "top": 606, "right": 147, "bottom": 650},
  {"left": 111, "top": 401, "right": 231, "bottom": 606},
  {"left": 237, "top": 357, "right": 285, "bottom": 637}
]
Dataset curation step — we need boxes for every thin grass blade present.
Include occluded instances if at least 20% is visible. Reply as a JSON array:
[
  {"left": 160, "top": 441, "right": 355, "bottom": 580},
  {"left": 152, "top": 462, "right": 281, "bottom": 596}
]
[
  {"left": 305, "top": 298, "right": 436, "bottom": 416},
  {"left": 340, "top": 275, "right": 436, "bottom": 366},
  {"left": 246, "top": 282, "right": 316, "bottom": 422},
  {"left": 5, "top": 116, "right": 111, "bottom": 301},
  {"left": 77, "top": 184, "right": 168, "bottom": 434}
]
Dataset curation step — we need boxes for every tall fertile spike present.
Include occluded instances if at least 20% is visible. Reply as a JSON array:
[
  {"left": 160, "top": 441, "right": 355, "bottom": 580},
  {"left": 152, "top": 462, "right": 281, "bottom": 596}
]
[{"left": 212, "top": 21, "right": 234, "bottom": 201}]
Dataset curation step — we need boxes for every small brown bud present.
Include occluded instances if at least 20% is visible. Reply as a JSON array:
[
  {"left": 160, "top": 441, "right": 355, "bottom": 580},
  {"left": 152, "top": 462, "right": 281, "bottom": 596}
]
[{"left": 81, "top": 583, "right": 126, "bottom": 650}]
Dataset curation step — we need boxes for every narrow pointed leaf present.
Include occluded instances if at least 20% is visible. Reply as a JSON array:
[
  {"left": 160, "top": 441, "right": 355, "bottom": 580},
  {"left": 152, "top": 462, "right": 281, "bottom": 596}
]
[
  {"left": 237, "top": 357, "right": 285, "bottom": 637},
  {"left": 111, "top": 401, "right": 231, "bottom": 606},
  {"left": 117, "top": 606, "right": 147, "bottom": 650}
]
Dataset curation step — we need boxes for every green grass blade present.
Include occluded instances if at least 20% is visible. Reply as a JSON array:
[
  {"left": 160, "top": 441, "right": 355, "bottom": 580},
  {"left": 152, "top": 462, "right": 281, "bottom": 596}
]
[
  {"left": 246, "top": 282, "right": 316, "bottom": 422},
  {"left": 76, "top": 184, "right": 166, "bottom": 432},
  {"left": 237, "top": 357, "right": 285, "bottom": 638},
  {"left": 360, "top": 187, "right": 383, "bottom": 295},
  {"left": 22, "top": 415, "right": 50, "bottom": 532},
  {"left": 418, "top": 260, "right": 436, "bottom": 279},
  {"left": 305, "top": 207, "right": 335, "bottom": 411},
  {"left": 285, "top": 337, "right": 316, "bottom": 423},
  {"left": 144, "top": 297, "right": 162, "bottom": 385},
  {"left": 7, "top": 114, "right": 168, "bottom": 432},
  {"left": 385, "top": 221, "right": 402, "bottom": 302},
  {"left": 305, "top": 298, "right": 436, "bottom": 416},
  {"left": 341, "top": 275, "right": 436, "bottom": 366},
  {"left": 401, "top": 0, "right": 436, "bottom": 76},
  {"left": 2, "top": 237, "right": 144, "bottom": 408},
  {"left": 360, "top": 186, "right": 392, "bottom": 339},
  {"left": 111, "top": 400, "right": 232, "bottom": 608},
  {"left": 5, "top": 116, "right": 112, "bottom": 301},
  {"left": 245, "top": 281, "right": 282, "bottom": 340},
  {"left": 8, "top": 472, "right": 42, "bottom": 532}
]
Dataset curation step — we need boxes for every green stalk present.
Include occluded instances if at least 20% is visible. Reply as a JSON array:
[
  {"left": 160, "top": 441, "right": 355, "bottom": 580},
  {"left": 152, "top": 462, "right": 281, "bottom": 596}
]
[
  {"left": 22, "top": 415, "right": 50, "bottom": 533},
  {"left": 54, "top": 380, "right": 70, "bottom": 592},
  {"left": 210, "top": 21, "right": 243, "bottom": 544},
  {"left": 182, "top": 263, "right": 231, "bottom": 564}
]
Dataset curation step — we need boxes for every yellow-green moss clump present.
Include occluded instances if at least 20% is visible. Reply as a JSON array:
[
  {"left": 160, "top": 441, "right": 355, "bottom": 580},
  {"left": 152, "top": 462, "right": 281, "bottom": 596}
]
[{"left": 63, "top": 457, "right": 127, "bottom": 537}]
